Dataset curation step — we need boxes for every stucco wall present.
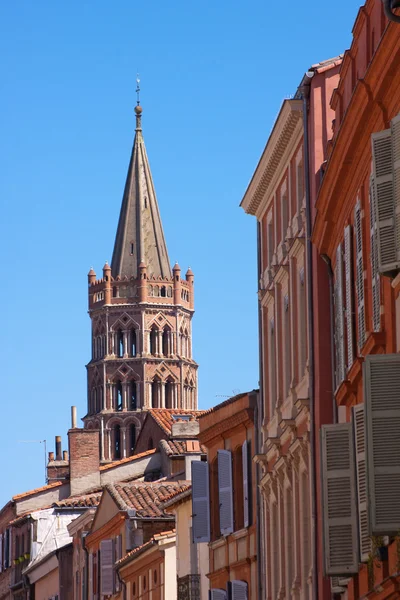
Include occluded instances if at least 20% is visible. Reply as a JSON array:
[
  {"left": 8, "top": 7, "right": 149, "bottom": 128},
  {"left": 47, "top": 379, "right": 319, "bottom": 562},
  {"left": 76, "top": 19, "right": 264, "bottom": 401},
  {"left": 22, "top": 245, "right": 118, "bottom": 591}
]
[{"left": 34, "top": 568, "right": 59, "bottom": 600}]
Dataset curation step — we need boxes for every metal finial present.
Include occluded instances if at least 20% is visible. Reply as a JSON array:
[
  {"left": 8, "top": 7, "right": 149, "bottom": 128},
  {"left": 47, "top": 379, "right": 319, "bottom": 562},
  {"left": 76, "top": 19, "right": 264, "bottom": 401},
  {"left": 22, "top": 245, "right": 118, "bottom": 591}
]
[{"left": 136, "top": 74, "right": 141, "bottom": 106}]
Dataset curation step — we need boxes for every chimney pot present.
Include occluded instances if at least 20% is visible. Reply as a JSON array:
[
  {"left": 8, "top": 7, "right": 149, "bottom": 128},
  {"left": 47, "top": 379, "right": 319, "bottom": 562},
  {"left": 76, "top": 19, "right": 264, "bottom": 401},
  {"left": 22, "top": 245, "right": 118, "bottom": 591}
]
[
  {"left": 71, "top": 406, "right": 77, "bottom": 429},
  {"left": 63, "top": 450, "right": 69, "bottom": 461},
  {"left": 55, "top": 436, "right": 62, "bottom": 461},
  {"left": 48, "top": 451, "right": 54, "bottom": 462}
]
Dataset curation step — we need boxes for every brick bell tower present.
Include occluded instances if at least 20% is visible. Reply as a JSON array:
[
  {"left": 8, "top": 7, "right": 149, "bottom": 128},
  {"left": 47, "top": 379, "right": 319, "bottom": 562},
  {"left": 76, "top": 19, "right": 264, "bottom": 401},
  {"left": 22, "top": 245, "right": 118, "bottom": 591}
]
[{"left": 84, "top": 102, "right": 198, "bottom": 462}]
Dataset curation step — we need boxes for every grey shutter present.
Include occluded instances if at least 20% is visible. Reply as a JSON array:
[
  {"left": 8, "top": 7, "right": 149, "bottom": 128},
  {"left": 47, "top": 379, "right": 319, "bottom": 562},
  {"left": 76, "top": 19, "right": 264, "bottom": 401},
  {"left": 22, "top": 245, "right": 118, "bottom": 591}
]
[
  {"left": 228, "top": 580, "right": 248, "bottom": 600},
  {"left": 88, "top": 553, "right": 93, "bottom": 600},
  {"left": 344, "top": 227, "right": 354, "bottom": 371},
  {"left": 321, "top": 423, "right": 359, "bottom": 575},
  {"left": 191, "top": 460, "right": 211, "bottom": 543},
  {"left": 0, "top": 533, "right": 3, "bottom": 573},
  {"left": 8, "top": 528, "right": 12, "bottom": 569},
  {"left": 353, "top": 404, "right": 370, "bottom": 562},
  {"left": 354, "top": 202, "right": 366, "bottom": 350},
  {"left": 372, "top": 128, "right": 398, "bottom": 273},
  {"left": 209, "top": 590, "right": 227, "bottom": 600},
  {"left": 242, "top": 441, "right": 249, "bottom": 528},
  {"left": 391, "top": 114, "right": 400, "bottom": 266},
  {"left": 364, "top": 354, "right": 400, "bottom": 535},
  {"left": 218, "top": 450, "right": 234, "bottom": 536},
  {"left": 334, "top": 244, "right": 345, "bottom": 386},
  {"left": 100, "top": 539, "right": 113, "bottom": 596},
  {"left": 370, "top": 176, "right": 381, "bottom": 332},
  {"left": 115, "top": 535, "right": 122, "bottom": 593}
]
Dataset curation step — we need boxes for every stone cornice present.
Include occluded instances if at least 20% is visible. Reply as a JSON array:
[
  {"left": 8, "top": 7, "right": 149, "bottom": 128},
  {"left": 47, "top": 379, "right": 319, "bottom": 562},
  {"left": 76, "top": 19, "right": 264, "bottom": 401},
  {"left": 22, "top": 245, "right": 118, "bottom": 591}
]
[
  {"left": 240, "top": 100, "right": 303, "bottom": 216},
  {"left": 198, "top": 409, "right": 253, "bottom": 445}
]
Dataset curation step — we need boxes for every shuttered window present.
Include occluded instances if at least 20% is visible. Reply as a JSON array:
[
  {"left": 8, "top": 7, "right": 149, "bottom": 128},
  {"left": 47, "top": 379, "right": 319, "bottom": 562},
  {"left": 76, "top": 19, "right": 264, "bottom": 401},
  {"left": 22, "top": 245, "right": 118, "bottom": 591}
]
[
  {"left": 371, "top": 127, "right": 398, "bottom": 273},
  {"left": 242, "top": 441, "right": 250, "bottom": 528},
  {"left": 114, "top": 535, "right": 122, "bottom": 592},
  {"left": 100, "top": 539, "right": 113, "bottom": 596},
  {"left": 321, "top": 423, "right": 359, "bottom": 575},
  {"left": 391, "top": 114, "right": 400, "bottom": 266},
  {"left": 364, "top": 354, "right": 400, "bottom": 535},
  {"left": 217, "top": 450, "right": 234, "bottom": 536},
  {"left": 344, "top": 226, "right": 354, "bottom": 370},
  {"left": 353, "top": 404, "right": 371, "bottom": 562},
  {"left": 334, "top": 243, "right": 345, "bottom": 387},
  {"left": 192, "top": 460, "right": 211, "bottom": 543},
  {"left": 355, "top": 201, "right": 366, "bottom": 350},
  {"left": 369, "top": 176, "right": 381, "bottom": 331},
  {"left": 209, "top": 590, "right": 227, "bottom": 600},
  {"left": 0, "top": 533, "right": 2, "bottom": 573},
  {"left": 228, "top": 580, "right": 248, "bottom": 600}
]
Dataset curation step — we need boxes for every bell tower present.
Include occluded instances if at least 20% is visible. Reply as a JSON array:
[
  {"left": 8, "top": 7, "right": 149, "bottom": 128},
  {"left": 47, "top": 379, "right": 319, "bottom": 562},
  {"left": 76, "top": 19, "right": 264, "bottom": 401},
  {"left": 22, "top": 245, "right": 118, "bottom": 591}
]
[{"left": 84, "top": 103, "right": 198, "bottom": 462}]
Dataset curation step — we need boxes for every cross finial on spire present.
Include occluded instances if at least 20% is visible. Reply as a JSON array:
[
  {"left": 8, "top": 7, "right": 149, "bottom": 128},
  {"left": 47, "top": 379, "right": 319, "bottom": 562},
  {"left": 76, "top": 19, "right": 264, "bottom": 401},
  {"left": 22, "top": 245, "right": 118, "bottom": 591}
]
[
  {"left": 136, "top": 74, "right": 140, "bottom": 106},
  {"left": 134, "top": 74, "right": 142, "bottom": 130}
]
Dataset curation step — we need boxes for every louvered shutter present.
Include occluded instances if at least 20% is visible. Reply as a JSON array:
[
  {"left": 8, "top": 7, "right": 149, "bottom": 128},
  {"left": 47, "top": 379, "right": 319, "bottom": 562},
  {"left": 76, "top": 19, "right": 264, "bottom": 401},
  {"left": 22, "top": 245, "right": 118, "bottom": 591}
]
[
  {"left": 191, "top": 460, "right": 211, "bottom": 543},
  {"left": 364, "top": 354, "right": 400, "bottom": 535},
  {"left": 115, "top": 535, "right": 122, "bottom": 592},
  {"left": 344, "top": 227, "right": 355, "bottom": 370},
  {"left": 391, "top": 114, "right": 400, "bottom": 267},
  {"left": 218, "top": 450, "right": 234, "bottom": 536},
  {"left": 228, "top": 580, "right": 248, "bottom": 600},
  {"left": 334, "top": 244, "right": 345, "bottom": 386},
  {"left": 88, "top": 553, "right": 93, "bottom": 600},
  {"left": 370, "top": 176, "right": 381, "bottom": 331},
  {"left": 372, "top": 128, "right": 398, "bottom": 273},
  {"left": 242, "top": 441, "right": 249, "bottom": 528},
  {"left": 353, "top": 404, "right": 370, "bottom": 562},
  {"left": 100, "top": 539, "right": 113, "bottom": 596},
  {"left": 321, "top": 423, "right": 359, "bottom": 575},
  {"left": 354, "top": 202, "right": 366, "bottom": 350},
  {"left": 209, "top": 590, "right": 227, "bottom": 600},
  {"left": 0, "top": 533, "right": 3, "bottom": 573},
  {"left": 4, "top": 530, "right": 8, "bottom": 569},
  {"left": 8, "top": 529, "right": 12, "bottom": 569}
]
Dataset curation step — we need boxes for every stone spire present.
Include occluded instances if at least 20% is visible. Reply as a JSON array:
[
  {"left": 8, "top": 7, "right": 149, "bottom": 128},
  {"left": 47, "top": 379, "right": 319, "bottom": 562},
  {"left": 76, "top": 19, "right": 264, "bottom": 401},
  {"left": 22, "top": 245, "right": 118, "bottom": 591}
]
[{"left": 111, "top": 104, "right": 172, "bottom": 279}]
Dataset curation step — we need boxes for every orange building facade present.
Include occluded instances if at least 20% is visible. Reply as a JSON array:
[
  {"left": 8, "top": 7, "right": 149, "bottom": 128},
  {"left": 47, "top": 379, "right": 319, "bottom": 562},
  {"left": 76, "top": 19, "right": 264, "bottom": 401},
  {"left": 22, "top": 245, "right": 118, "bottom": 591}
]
[{"left": 313, "top": 2, "right": 400, "bottom": 598}]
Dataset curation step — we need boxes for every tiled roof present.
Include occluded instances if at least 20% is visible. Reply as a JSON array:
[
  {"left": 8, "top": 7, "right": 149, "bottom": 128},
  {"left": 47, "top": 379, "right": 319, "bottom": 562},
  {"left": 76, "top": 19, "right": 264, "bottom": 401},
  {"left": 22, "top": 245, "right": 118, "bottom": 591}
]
[
  {"left": 311, "top": 54, "right": 343, "bottom": 73},
  {"left": 200, "top": 392, "right": 253, "bottom": 417},
  {"left": 107, "top": 481, "right": 189, "bottom": 518},
  {"left": 116, "top": 529, "right": 176, "bottom": 568},
  {"left": 148, "top": 409, "right": 206, "bottom": 435},
  {"left": 12, "top": 481, "right": 63, "bottom": 501},
  {"left": 159, "top": 439, "right": 206, "bottom": 456},
  {"left": 99, "top": 448, "right": 157, "bottom": 471},
  {"left": 162, "top": 485, "right": 192, "bottom": 509},
  {"left": 54, "top": 492, "right": 102, "bottom": 508}
]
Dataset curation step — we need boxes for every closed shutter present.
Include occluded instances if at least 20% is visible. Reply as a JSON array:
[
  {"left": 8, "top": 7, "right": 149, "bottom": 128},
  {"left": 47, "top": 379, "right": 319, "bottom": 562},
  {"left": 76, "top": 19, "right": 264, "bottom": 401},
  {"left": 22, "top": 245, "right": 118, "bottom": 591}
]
[
  {"left": 364, "top": 354, "right": 400, "bottom": 535},
  {"left": 242, "top": 441, "right": 249, "bottom": 528},
  {"left": 353, "top": 404, "right": 370, "bottom": 562},
  {"left": 391, "top": 114, "right": 400, "bottom": 266},
  {"left": 8, "top": 528, "right": 12, "bottom": 569},
  {"left": 321, "top": 423, "right": 359, "bottom": 575},
  {"left": 88, "top": 553, "right": 93, "bottom": 600},
  {"left": 218, "top": 450, "right": 234, "bottom": 536},
  {"left": 115, "top": 535, "right": 122, "bottom": 592},
  {"left": 4, "top": 530, "right": 8, "bottom": 569},
  {"left": 334, "top": 244, "right": 345, "bottom": 386},
  {"left": 228, "top": 580, "right": 248, "bottom": 600},
  {"left": 344, "top": 226, "right": 354, "bottom": 370},
  {"left": 192, "top": 460, "right": 211, "bottom": 543},
  {"left": 354, "top": 201, "right": 366, "bottom": 350},
  {"left": 372, "top": 128, "right": 398, "bottom": 273},
  {"left": 100, "top": 539, "right": 113, "bottom": 596},
  {"left": 0, "top": 533, "right": 3, "bottom": 573},
  {"left": 209, "top": 590, "right": 227, "bottom": 600},
  {"left": 370, "top": 176, "right": 381, "bottom": 331}
]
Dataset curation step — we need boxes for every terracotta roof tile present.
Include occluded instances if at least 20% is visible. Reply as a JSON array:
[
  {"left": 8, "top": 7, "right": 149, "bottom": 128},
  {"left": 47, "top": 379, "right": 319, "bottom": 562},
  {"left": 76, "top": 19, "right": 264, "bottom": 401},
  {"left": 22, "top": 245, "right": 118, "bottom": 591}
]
[
  {"left": 161, "top": 485, "right": 192, "bottom": 509},
  {"left": 148, "top": 409, "right": 206, "bottom": 435},
  {"left": 99, "top": 448, "right": 157, "bottom": 471},
  {"left": 54, "top": 492, "right": 102, "bottom": 508},
  {"left": 200, "top": 390, "right": 258, "bottom": 417},
  {"left": 116, "top": 529, "right": 176, "bottom": 567},
  {"left": 12, "top": 481, "right": 63, "bottom": 501},
  {"left": 107, "top": 481, "right": 188, "bottom": 518},
  {"left": 160, "top": 439, "right": 206, "bottom": 456}
]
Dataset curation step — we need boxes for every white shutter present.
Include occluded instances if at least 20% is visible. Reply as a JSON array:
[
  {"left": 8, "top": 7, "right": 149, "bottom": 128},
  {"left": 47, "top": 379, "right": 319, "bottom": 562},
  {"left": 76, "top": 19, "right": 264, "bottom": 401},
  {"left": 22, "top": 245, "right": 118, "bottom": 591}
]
[
  {"left": 191, "top": 461, "right": 211, "bottom": 543},
  {"left": 364, "top": 353, "right": 400, "bottom": 535},
  {"left": 242, "top": 441, "right": 249, "bottom": 528},
  {"left": 0, "top": 533, "right": 3, "bottom": 573},
  {"left": 88, "top": 554, "right": 93, "bottom": 600},
  {"left": 228, "top": 580, "right": 248, "bottom": 600},
  {"left": 372, "top": 128, "right": 398, "bottom": 273},
  {"left": 209, "top": 590, "right": 227, "bottom": 600},
  {"left": 321, "top": 423, "right": 359, "bottom": 575},
  {"left": 370, "top": 176, "right": 381, "bottom": 332},
  {"left": 354, "top": 202, "right": 366, "bottom": 350},
  {"left": 352, "top": 404, "right": 370, "bottom": 562},
  {"left": 344, "top": 227, "right": 354, "bottom": 370},
  {"left": 334, "top": 244, "right": 345, "bottom": 386},
  {"left": 100, "top": 539, "right": 113, "bottom": 596},
  {"left": 218, "top": 450, "right": 234, "bottom": 536}
]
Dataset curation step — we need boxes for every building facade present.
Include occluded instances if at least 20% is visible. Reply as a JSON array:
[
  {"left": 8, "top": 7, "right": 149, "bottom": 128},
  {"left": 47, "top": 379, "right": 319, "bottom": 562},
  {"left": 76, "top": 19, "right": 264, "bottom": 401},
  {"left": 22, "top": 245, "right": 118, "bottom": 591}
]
[{"left": 85, "top": 104, "right": 198, "bottom": 461}]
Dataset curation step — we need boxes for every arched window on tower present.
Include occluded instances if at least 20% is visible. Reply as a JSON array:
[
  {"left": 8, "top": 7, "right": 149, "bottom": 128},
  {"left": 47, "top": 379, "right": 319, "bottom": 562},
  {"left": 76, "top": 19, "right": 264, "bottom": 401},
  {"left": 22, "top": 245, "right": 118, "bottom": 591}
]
[
  {"left": 130, "top": 381, "right": 137, "bottom": 410},
  {"left": 115, "top": 329, "right": 123, "bottom": 358},
  {"left": 116, "top": 382, "right": 123, "bottom": 411},
  {"left": 184, "top": 328, "right": 190, "bottom": 359},
  {"left": 162, "top": 326, "right": 171, "bottom": 356},
  {"left": 151, "top": 377, "right": 161, "bottom": 408},
  {"left": 183, "top": 378, "right": 189, "bottom": 409},
  {"left": 165, "top": 378, "right": 174, "bottom": 409},
  {"left": 131, "top": 329, "right": 137, "bottom": 357},
  {"left": 180, "top": 328, "right": 185, "bottom": 357},
  {"left": 160, "top": 285, "right": 166, "bottom": 298},
  {"left": 114, "top": 425, "right": 121, "bottom": 460},
  {"left": 129, "top": 424, "right": 136, "bottom": 456},
  {"left": 150, "top": 326, "right": 158, "bottom": 355},
  {"left": 98, "top": 386, "right": 103, "bottom": 412}
]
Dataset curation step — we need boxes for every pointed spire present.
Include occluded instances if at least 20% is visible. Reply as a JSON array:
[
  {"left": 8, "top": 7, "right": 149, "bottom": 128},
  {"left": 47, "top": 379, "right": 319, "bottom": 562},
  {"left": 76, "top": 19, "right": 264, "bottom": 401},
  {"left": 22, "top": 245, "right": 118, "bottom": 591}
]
[{"left": 111, "top": 101, "right": 172, "bottom": 280}]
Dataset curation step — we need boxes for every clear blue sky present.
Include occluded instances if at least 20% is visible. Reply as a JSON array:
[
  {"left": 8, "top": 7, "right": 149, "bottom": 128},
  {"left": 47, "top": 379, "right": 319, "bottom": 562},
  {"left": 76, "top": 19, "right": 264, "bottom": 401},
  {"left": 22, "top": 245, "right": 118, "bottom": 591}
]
[{"left": 0, "top": 0, "right": 361, "bottom": 506}]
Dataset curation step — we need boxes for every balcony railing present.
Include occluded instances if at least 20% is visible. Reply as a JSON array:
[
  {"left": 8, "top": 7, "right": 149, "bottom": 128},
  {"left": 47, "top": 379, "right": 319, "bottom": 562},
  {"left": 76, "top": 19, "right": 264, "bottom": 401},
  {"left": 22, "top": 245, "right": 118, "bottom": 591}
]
[{"left": 177, "top": 574, "right": 201, "bottom": 600}]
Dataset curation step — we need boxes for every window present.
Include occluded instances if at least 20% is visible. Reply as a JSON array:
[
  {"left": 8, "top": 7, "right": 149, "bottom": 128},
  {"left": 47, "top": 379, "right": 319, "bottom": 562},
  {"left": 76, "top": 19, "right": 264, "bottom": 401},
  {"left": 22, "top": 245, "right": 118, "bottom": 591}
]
[
  {"left": 165, "top": 379, "right": 174, "bottom": 409},
  {"left": 114, "top": 426, "right": 121, "bottom": 460},
  {"left": 233, "top": 447, "right": 244, "bottom": 531},
  {"left": 162, "top": 326, "right": 171, "bottom": 356},
  {"left": 116, "top": 382, "right": 123, "bottom": 411},
  {"left": 150, "top": 326, "right": 158, "bottom": 355},
  {"left": 129, "top": 424, "right": 136, "bottom": 456},
  {"left": 130, "top": 242, "right": 134, "bottom": 255},
  {"left": 131, "top": 329, "right": 137, "bottom": 357},
  {"left": 130, "top": 381, "right": 137, "bottom": 410}
]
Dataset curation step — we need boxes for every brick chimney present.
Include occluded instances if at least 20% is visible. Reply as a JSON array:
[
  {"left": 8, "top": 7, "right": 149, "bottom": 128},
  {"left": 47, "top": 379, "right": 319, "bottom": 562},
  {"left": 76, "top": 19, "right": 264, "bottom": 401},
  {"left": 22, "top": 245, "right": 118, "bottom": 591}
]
[
  {"left": 68, "top": 407, "right": 100, "bottom": 496},
  {"left": 47, "top": 436, "right": 70, "bottom": 483}
]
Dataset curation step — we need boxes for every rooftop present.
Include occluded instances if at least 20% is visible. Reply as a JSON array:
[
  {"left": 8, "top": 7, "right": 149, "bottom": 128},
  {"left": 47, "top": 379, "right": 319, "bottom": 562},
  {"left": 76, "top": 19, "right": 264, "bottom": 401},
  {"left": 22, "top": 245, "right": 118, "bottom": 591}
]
[
  {"left": 160, "top": 439, "right": 206, "bottom": 456},
  {"left": 116, "top": 529, "right": 176, "bottom": 568},
  {"left": 107, "top": 481, "right": 189, "bottom": 518},
  {"left": 148, "top": 409, "right": 206, "bottom": 435},
  {"left": 12, "top": 481, "right": 63, "bottom": 501},
  {"left": 99, "top": 448, "right": 157, "bottom": 471}
]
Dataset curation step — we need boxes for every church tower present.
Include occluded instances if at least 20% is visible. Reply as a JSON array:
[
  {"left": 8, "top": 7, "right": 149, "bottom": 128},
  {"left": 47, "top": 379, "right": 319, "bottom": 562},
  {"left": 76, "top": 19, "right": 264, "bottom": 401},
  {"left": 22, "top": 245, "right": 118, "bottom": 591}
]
[{"left": 84, "top": 103, "right": 198, "bottom": 462}]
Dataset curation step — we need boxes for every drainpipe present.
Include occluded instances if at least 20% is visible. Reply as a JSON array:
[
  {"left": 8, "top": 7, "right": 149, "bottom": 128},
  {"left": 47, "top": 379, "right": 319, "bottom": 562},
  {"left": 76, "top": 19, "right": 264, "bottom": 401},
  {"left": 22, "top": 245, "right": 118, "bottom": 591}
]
[
  {"left": 383, "top": 0, "right": 400, "bottom": 23},
  {"left": 256, "top": 219, "right": 264, "bottom": 600},
  {"left": 298, "top": 70, "right": 318, "bottom": 600},
  {"left": 320, "top": 254, "right": 338, "bottom": 424}
]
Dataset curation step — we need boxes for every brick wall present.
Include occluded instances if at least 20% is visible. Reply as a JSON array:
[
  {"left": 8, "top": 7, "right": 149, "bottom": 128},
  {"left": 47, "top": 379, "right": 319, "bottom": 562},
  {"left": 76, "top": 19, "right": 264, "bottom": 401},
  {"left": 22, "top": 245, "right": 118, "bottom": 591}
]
[{"left": 68, "top": 429, "right": 100, "bottom": 496}]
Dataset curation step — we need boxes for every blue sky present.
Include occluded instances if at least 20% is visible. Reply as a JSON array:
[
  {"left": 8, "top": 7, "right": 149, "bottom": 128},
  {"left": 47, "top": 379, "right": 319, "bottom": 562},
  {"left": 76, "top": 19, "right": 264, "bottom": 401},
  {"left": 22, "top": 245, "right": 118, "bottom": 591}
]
[{"left": 0, "top": 0, "right": 361, "bottom": 505}]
